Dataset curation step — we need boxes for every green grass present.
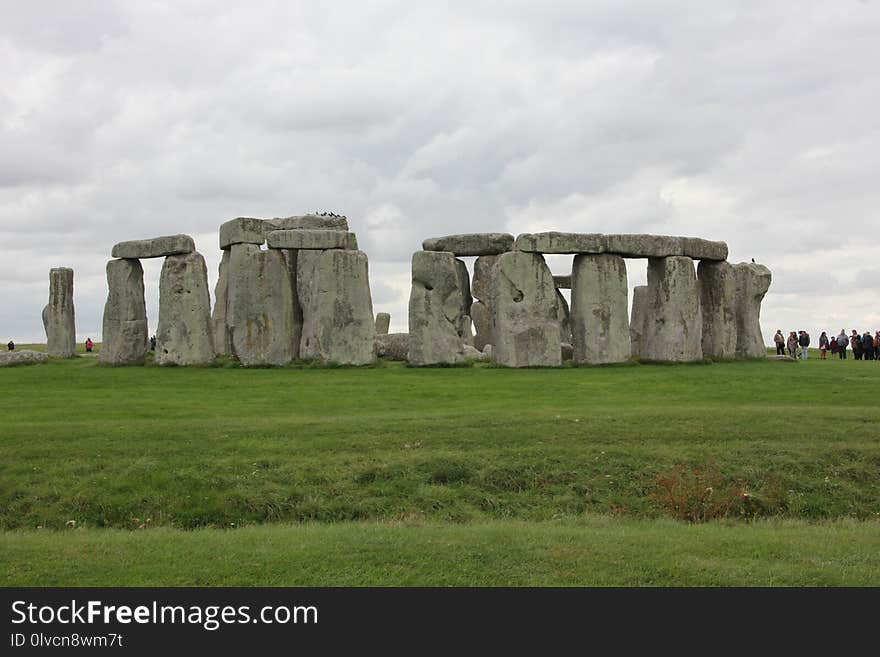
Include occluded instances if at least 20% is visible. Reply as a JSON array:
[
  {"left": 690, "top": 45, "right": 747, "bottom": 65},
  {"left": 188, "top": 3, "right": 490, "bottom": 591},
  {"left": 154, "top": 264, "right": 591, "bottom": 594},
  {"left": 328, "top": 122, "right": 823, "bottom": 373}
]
[{"left": 1, "top": 354, "right": 878, "bottom": 585}]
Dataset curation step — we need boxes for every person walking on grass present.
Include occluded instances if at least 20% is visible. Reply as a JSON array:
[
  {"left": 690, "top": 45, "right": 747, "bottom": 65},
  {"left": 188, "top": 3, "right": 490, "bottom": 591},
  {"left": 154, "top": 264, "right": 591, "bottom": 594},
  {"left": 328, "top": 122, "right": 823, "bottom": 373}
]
[
  {"left": 875, "top": 331, "right": 880, "bottom": 361},
  {"left": 774, "top": 330, "right": 785, "bottom": 356},
  {"left": 819, "top": 331, "right": 829, "bottom": 360},
  {"left": 798, "top": 330, "right": 810, "bottom": 360},
  {"left": 85, "top": 337, "right": 94, "bottom": 353},
  {"left": 6, "top": 340, "right": 13, "bottom": 352},
  {"left": 787, "top": 331, "right": 799, "bottom": 358},
  {"left": 862, "top": 331, "right": 875, "bottom": 361},
  {"left": 837, "top": 330, "right": 848, "bottom": 359},
  {"left": 851, "top": 330, "right": 863, "bottom": 360}
]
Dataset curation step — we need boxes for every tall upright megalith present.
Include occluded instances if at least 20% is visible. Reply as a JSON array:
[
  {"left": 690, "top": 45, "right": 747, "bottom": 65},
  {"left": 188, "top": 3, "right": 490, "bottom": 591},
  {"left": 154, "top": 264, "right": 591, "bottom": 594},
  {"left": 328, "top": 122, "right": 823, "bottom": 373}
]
[
  {"left": 490, "top": 251, "right": 561, "bottom": 367},
  {"left": 226, "top": 243, "right": 301, "bottom": 366},
  {"left": 733, "top": 262, "right": 772, "bottom": 359},
  {"left": 698, "top": 260, "right": 737, "bottom": 360},
  {"left": 408, "top": 251, "right": 468, "bottom": 365},
  {"left": 42, "top": 267, "right": 76, "bottom": 358},
  {"left": 211, "top": 249, "right": 231, "bottom": 356},
  {"left": 630, "top": 285, "right": 648, "bottom": 358},
  {"left": 297, "top": 249, "right": 375, "bottom": 365},
  {"left": 156, "top": 252, "right": 216, "bottom": 365},
  {"left": 98, "top": 259, "right": 149, "bottom": 365},
  {"left": 641, "top": 256, "right": 703, "bottom": 362},
  {"left": 570, "top": 254, "right": 631, "bottom": 364},
  {"left": 375, "top": 313, "right": 391, "bottom": 335},
  {"left": 470, "top": 255, "right": 497, "bottom": 351}
]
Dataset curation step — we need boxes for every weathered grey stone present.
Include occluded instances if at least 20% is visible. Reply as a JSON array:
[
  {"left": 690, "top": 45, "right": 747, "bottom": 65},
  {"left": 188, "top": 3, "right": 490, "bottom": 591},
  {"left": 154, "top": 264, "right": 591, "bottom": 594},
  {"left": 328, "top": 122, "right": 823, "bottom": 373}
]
[
  {"left": 603, "top": 234, "right": 683, "bottom": 259},
  {"left": 470, "top": 301, "right": 491, "bottom": 351},
  {"left": 267, "top": 214, "right": 349, "bottom": 232},
  {"left": 375, "top": 312, "right": 391, "bottom": 335},
  {"left": 461, "top": 315, "right": 474, "bottom": 346},
  {"left": 463, "top": 344, "right": 489, "bottom": 360},
  {"left": 681, "top": 237, "right": 728, "bottom": 261},
  {"left": 490, "top": 251, "right": 561, "bottom": 367},
  {"left": 345, "top": 233, "right": 359, "bottom": 250},
  {"left": 98, "top": 259, "right": 149, "bottom": 365},
  {"left": 111, "top": 234, "right": 195, "bottom": 259},
  {"left": 482, "top": 344, "right": 493, "bottom": 359},
  {"left": 156, "top": 252, "right": 216, "bottom": 366},
  {"left": 455, "top": 257, "right": 472, "bottom": 321},
  {"left": 561, "top": 342, "right": 574, "bottom": 361},
  {"left": 375, "top": 333, "right": 409, "bottom": 360},
  {"left": 211, "top": 250, "right": 231, "bottom": 356},
  {"left": 641, "top": 256, "right": 703, "bottom": 362},
  {"left": 698, "top": 260, "right": 737, "bottom": 360},
  {"left": 298, "top": 249, "right": 375, "bottom": 365},
  {"left": 226, "top": 243, "right": 301, "bottom": 366},
  {"left": 0, "top": 350, "right": 49, "bottom": 367},
  {"left": 556, "top": 289, "right": 572, "bottom": 344},
  {"left": 42, "top": 267, "right": 76, "bottom": 358},
  {"left": 471, "top": 255, "right": 498, "bottom": 303},
  {"left": 422, "top": 233, "right": 514, "bottom": 256},
  {"left": 570, "top": 254, "right": 631, "bottom": 364},
  {"left": 553, "top": 275, "right": 572, "bottom": 289},
  {"left": 630, "top": 285, "right": 649, "bottom": 358},
  {"left": 408, "top": 251, "right": 467, "bottom": 365},
  {"left": 219, "top": 217, "right": 266, "bottom": 249},
  {"left": 266, "top": 229, "right": 349, "bottom": 250},
  {"left": 734, "top": 262, "right": 772, "bottom": 359},
  {"left": 515, "top": 232, "right": 604, "bottom": 254}
]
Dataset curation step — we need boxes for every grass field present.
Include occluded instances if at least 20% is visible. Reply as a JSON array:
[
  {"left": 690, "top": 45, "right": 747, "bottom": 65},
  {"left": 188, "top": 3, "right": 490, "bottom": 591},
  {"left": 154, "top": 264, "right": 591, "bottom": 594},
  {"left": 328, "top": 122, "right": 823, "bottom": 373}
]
[{"left": 1, "top": 354, "right": 878, "bottom": 585}]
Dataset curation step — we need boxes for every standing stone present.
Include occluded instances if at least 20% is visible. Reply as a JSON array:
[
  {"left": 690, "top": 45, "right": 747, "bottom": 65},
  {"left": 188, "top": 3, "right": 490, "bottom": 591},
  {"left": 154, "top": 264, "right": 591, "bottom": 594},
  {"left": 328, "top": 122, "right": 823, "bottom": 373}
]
[
  {"left": 98, "top": 259, "right": 149, "bottom": 365},
  {"left": 42, "top": 267, "right": 76, "bottom": 358},
  {"left": 471, "top": 255, "right": 498, "bottom": 303},
  {"left": 408, "top": 251, "right": 468, "bottom": 365},
  {"left": 641, "top": 256, "right": 703, "bottom": 362},
  {"left": 698, "top": 260, "right": 737, "bottom": 360},
  {"left": 471, "top": 301, "right": 491, "bottom": 351},
  {"left": 570, "top": 254, "right": 631, "bottom": 365},
  {"left": 226, "top": 243, "right": 301, "bottom": 366},
  {"left": 156, "top": 252, "right": 216, "bottom": 365},
  {"left": 375, "top": 312, "right": 391, "bottom": 335},
  {"left": 490, "top": 251, "right": 561, "bottom": 367},
  {"left": 630, "top": 285, "right": 649, "bottom": 358},
  {"left": 211, "top": 250, "right": 231, "bottom": 356},
  {"left": 298, "top": 250, "right": 375, "bottom": 365},
  {"left": 733, "top": 263, "right": 772, "bottom": 359},
  {"left": 556, "top": 289, "right": 572, "bottom": 344},
  {"left": 461, "top": 315, "right": 474, "bottom": 346}
]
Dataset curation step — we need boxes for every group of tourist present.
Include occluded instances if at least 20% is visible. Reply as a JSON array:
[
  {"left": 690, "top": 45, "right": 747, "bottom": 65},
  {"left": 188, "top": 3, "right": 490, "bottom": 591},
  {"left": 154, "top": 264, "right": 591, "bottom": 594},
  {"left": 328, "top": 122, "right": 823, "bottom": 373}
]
[{"left": 774, "top": 329, "right": 880, "bottom": 361}]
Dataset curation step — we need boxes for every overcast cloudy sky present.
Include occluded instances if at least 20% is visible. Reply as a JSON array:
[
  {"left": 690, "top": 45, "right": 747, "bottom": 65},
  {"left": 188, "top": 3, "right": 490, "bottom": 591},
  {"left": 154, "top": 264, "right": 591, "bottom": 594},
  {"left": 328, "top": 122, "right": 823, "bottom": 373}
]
[{"left": 2, "top": 0, "right": 878, "bottom": 343}]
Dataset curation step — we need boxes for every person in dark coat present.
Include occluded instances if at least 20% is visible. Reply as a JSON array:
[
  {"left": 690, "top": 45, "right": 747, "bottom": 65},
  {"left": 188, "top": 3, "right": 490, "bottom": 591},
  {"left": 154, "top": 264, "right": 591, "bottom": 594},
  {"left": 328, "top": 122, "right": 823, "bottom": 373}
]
[{"left": 6, "top": 340, "right": 13, "bottom": 351}]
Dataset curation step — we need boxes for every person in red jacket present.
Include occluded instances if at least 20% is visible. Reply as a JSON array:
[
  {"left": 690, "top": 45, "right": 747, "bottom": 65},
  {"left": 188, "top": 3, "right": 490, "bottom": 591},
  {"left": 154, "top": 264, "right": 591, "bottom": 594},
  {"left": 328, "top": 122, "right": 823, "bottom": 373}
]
[{"left": 85, "top": 338, "right": 94, "bottom": 353}]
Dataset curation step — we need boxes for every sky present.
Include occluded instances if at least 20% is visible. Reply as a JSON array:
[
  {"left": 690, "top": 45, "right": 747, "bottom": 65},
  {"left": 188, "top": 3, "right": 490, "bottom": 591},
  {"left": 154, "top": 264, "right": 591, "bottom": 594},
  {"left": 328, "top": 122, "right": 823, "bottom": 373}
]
[{"left": 2, "top": 0, "right": 879, "bottom": 344}]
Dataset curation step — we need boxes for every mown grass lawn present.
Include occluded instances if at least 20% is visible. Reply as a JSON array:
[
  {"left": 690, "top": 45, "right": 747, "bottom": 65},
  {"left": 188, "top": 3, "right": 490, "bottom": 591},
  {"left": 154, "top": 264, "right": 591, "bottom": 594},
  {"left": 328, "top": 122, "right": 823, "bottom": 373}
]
[{"left": 1, "top": 355, "right": 878, "bottom": 585}]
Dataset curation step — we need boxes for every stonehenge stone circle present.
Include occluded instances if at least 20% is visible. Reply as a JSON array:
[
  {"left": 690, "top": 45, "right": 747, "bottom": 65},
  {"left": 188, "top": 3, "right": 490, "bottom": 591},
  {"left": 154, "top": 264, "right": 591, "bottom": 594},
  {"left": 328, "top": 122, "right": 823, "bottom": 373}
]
[
  {"left": 698, "top": 260, "right": 737, "bottom": 360},
  {"left": 375, "top": 312, "right": 391, "bottom": 335},
  {"left": 111, "top": 235, "right": 195, "bottom": 259},
  {"left": 629, "top": 285, "right": 648, "bottom": 359},
  {"left": 489, "top": 251, "right": 561, "bottom": 367},
  {"left": 570, "top": 254, "right": 631, "bottom": 365},
  {"left": 422, "top": 233, "right": 514, "bottom": 256},
  {"left": 99, "top": 259, "right": 149, "bottom": 365},
  {"left": 514, "top": 232, "right": 728, "bottom": 261},
  {"left": 226, "top": 243, "right": 301, "bottom": 367},
  {"left": 211, "top": 249, "right": 231, "bottom": 356},
  {"left": 734, "top": 263, "right": 772, "bottom": 359},
  {"left": 408, "top": 251, "right": 468, "bottom": 365},
  {"left": 641, "top": 256, "right": 703, "bottom": 362},
  {"left": 42, "top": 267, "right": 76, "bottom": 358},
  {"left": 267, "top": 229, "right": 350, "bottom": 250},
  {"left": 156, "top": 252, "right": 216, "bottom": 366},
  {"left": 298, "top": 249, "right": 375, "bottom": 365}
]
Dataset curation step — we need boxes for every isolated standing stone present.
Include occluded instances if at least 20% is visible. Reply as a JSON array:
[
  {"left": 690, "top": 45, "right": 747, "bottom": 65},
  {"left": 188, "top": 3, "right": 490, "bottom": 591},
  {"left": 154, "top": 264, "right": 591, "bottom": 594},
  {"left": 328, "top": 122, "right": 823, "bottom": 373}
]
[
  {"left": 490, "top": 251, "right": 561, "bottom": 367},
  {"left": 734, "top": 263, "right": 772, "bottom": 359},
  {"left": 570, "top": 254, "right": 631, "bottom": 364},
  {"left": 42, "top": 267, "right": 76, "bottom": 358},
  {"left": 156, "top": 252, "right": 216, "bottom": 365},
  {"left": 298, "top": 249, "right": 375, "bottom": 365},
  {"left": 422, "top": 233, "right": 514, "bottom": 256},
  {"left": 630, "top": 285, "right": 648, "bottom": 358},
  {"left": 408, "top": 251, "right": 468, "bottom": 365},
  {"left": 641, "top": 256, "right": 703, "bottom": 362},
  {"left": 226, "top": 243, "right": 301, "bottom": 366},
  {"left": 111, "top": 235, "right": 195, "bottom": 259},
  {"left": 375, "top": 312, "right": 391, "bottom": 335},
  {"left": 698, "top": 260, "right": 737, "bottom": 360},
  {"left": 211, "top": 250, "right": 231, "bottom": 356},
  {"left": 98, "top": 259, "right": 149, "bottom": 365}
]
